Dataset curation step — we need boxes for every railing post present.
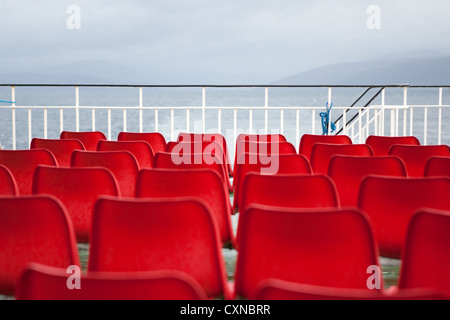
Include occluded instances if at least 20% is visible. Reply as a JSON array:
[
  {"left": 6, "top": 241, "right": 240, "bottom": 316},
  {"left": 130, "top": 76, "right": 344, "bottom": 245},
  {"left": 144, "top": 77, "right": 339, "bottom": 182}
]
[
  {"left": 139, "top": 87, "right": 143, "bottom": 133},
  {"left": 403, "top": 86, "right": 408, "bottom": 136},
  {"left": 438, "top": 87, "right": 443, "bottom": 144},
  {"left": 202, "top": 87, "right": 206, "bottom": 133},
  {"left": 265, "top": 87, "right": 269, "bottom": 134},
  {"left": 327, "top": 87, "right": 332, "bottom": 135},
  {"left": 11, "top": 86, "right": 16, "bottom": 150},
  {"left": 75, "top": 86, "right": 80, "bottom": 132}
]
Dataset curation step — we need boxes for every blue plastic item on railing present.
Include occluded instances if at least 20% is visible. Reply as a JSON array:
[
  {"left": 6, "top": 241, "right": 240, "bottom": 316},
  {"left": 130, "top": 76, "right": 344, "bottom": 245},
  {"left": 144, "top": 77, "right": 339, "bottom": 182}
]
[{"left": 320, "top": 102, "right": 336, "bottom": 135}]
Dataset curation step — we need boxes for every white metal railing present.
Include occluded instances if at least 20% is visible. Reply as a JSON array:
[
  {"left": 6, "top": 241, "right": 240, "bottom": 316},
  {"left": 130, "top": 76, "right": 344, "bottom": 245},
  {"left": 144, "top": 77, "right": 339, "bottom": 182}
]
[{"left": 1, "top": 85, "right": 449, "bottom": 152}]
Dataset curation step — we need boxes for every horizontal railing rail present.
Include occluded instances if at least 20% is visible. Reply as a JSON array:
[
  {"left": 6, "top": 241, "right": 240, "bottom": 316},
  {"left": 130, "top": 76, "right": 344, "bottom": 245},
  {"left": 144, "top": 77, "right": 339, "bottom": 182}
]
[{"left": 1, "top": 84, "right": 449, "bottom": 152}]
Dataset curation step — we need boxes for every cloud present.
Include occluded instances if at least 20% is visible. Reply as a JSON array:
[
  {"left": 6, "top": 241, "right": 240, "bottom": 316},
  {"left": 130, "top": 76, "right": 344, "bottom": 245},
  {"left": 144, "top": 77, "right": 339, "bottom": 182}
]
[{"left": 1, "top": 0, "right": 450, "bottom": 82}]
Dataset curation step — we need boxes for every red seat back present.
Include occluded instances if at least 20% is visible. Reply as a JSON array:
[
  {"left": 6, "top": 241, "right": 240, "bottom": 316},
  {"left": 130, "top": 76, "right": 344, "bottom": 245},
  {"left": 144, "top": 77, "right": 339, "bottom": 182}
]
[
  {"left": 88, "top": 196, "right": 230, "bottom": 299},
  {"left": 233, "top": 154, "right": 312, "bottom": 213},
  {"left": 97, "top": 140, "right": 154, "bottom": 169},
  {"left": 366, "top": 135, "right": 420, "bottom": 156},
  {"left": 234, "top": 206, "right": 380, "bottom": 299},
  {"left": 255, "top": 279, "right": 448, "bottom": 300},
  {"left": 310, "top": 143, "right": 374, "bottom": 174},
  {"left": 398, "top": 208, "right": 450, "bottom": 298},
  {"left": 389, "top": 145, "right": 450, "bottom": 177},
  {"left": 0, "top": 149, "right": 57, "bottom": 194},
  {"left": 0, "top": 165, "right": 19, "bottom": 195},
  {"left": 357, "top": 176, "right": 450, "bottom": 258},
  {"left": 135, "top": 169, "right": 235, "bottom": 248},
  {"left": 0, "top": 195, "right": 79, "bottom": 295},
  {"left": 30, "top": 138, "right": 85, "bottom": 167},
  {"left": 153, "top": 152, "right": 230, "bottom": 192},
  {"left": 60, "top": 131, "right": 106, "bottom": 151},
  {"left": 32, "top": 166, "right": 120, "bottom": 243},
  {"left": 424, "top": 156, "right": 450, "bottom": 177},
  {"left": 118, "top": 132, "right": 166, "bottom": 154},
  {"left": 328, "top": 155, "right": 407, "bottom": 206},
  {"left": 16, "top": 262, "right": 207, "bottom": 300},
  {"left": 71, "top": 150, "right": 139, "bottom": 197},
  {"left": 299, "top": 134, "right": 352, "bottom": 161},
  {"left": 178, "top": 133, "right": 231, "bottom": 176}
]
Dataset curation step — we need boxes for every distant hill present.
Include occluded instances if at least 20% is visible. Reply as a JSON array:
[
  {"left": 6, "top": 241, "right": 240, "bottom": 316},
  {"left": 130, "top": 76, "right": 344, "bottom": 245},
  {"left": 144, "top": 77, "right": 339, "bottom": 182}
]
[{"left": 273, "top": 55, "right": 450, "bottom": 85}]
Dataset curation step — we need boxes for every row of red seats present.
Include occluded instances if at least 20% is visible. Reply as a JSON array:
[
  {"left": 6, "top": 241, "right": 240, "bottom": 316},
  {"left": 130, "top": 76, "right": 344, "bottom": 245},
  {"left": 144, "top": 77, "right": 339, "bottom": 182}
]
[
  {"left": 2, "top": 196, "right": 449, "bottom": 299},
  {"left": 0, "top": 131, "right": 449, "bottom": 300}
]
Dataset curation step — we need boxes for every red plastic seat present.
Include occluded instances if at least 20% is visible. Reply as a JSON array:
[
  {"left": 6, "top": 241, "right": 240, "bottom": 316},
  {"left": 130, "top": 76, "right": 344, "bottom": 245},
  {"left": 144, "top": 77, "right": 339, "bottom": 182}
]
[
  {"left": 233, "top": 154, "right": 312, "bottom": 213},
  {"left": 310, "top": 143, "right": 374, "bottom": 174},
  {"left": 118, "top": 132, "right": 167, "bottom": 154},
  {"left": 299, "top": 134, "right": 353, "bottom": 161},
  {"left": 135, "top": 168, "right": 235, "bottom": 248},
  {"left": 16, "top": 262, "right": 207, "bottom": 300},
  {"left": 0, "top": 149, "right": 57, "bottom": 194},
  {"left": 153, "top": 152, "right": 231, "bottom": 192},
  {"left": 0, "top": 195, "right": 80, "bottom": 296},
  {"left": 97, "top": 140, "right": 154, "bottom": 169},
  {"left": 167, "top": 140, "right": 230, "bottom": 179},
  {"left": 255, "top": 279, "right": 448, "bottom": 300},
  {"left": 239, "top": 173, "right": 339, "bottom": 214},
  {"left": 178, "top": 133, "right": 232, "bottom": 177},
  {"left": 366, "top": 135, "right": 420, "bottom": 156},
  {"left": 234, "top": 205, "right": 380, "bottom": 299},
  {"left": 71, "top": 150, "right": 139, "bottom": 197},
  {"left": 357, "top": 176, "right": 450, "bottom": 258},
  {"left": 235, "top": 141, "right": 297, "bottom": 158},
  {"left": 328, "top": 155, "right": 407, "bottom": 207},
  {"left": 32, "top": 166, "right": 120, "bottom": 243},
  {"left": 424, "top": 156, "right": 450, "bottom": 177},
  {"left": 30, "top": 138, "right": 85, "bottom": 167},
  {"left": 233, "top": 141, "right": 298, "bottom": 181},
  {"left": 389, "top": 145, "right": 450, "bottom": 177},
  {"left": 397, "top": 208, "right": 450, "bottom": 298},
  {"left": 236, "top": 133, "right": 287, "bottom": 145},
  {"left": 88, "top": 196, "right": 230, "bottom": 299},
  {"left": 60, "top": 131, "right": 107, "bottom": 151},
  {"left": 0, "top": 165, "right": 19, "bottom": 195}
]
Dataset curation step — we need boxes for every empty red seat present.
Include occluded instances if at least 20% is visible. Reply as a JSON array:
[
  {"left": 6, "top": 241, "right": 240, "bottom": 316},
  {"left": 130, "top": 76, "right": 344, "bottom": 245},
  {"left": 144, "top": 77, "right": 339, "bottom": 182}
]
[
  {"left": 88, "top": 196, "right": 230, "bottom": 299},
  {"left": 135, "top": 168, "right": 235, "bottom": 248},
  {"left": 236, "top": 133, "right": 287, "bottom": 145},
  {"left": 234, "top": 206, "right": 380, "bottom": 299},
  {"left": 154, "top": 152, "right": 231, "bottom": 192},
  {"left": 239, "top": 173, "right": 338, "bottom": 214},
  {"left": 60, "top": 131, "right": 107, "bottom": 151},
  {"left": 0, "top": 149, "right": 57, "bottom": 194},
  {"left": 0, "top": 165, "right": 19, "bottom": 195},
  {"left": 389, "top": 145, "right": 450, "bottom": 177},
  {"left": 0, "top": 195, "right": 80, "bottom": 295},
  {"left": 357, "top": 176, "right": 450, "bottom": 258},
  {"left": 32, "top": 166, "right": 120, "bottom": 243},
  {"left": 328, "top": 155, "right": 407, "bottom": 206},
  {"left": 71, "top": 150, "right": 139, "bottom": 197},
  {"left": 424, "top": 156, "right": 450, "bottom": 177},
  {"left": 299, "top": 134, "right": 352, "bottom": 161},
  {"left": 233, "top": 154, "right": 312, "bottom": 213},
  {"left": 30, "top": 138, "right": 85, "bottom": 167},
  {"left": 118, "top": 132, "right": 167, "bottom": 154},
  {"left": 366, "top": 135, "right": 420, "bottom": 156},
  {"left": 167, "top": 140, "right": 230, "bottom": 179},
  {"left": 178, "top": 133, "right": 232, "bottom": 177},
  {"left": 16, "top": 262, "right": 207, "bottom": 300},
  {"left": 397, "top": 208, "right": 450, "bottom": 298},
  {"left": 310, "top": 143, "right": 374, "bottom": 174},
  {"left": 254, "top": 279, "right": 448, "bottom": 300},
  {"left": 97, "top": 140, "right": 154, "bottom": 169}
]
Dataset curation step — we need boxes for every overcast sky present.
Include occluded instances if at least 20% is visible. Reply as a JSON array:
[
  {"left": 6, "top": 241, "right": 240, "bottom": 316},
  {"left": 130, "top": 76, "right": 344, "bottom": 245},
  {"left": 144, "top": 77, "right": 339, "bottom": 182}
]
[{"left": 1, "top": 0, "right": 450, "bottom": 83}]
